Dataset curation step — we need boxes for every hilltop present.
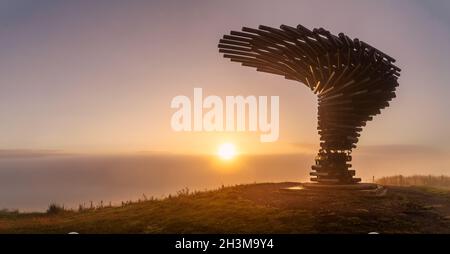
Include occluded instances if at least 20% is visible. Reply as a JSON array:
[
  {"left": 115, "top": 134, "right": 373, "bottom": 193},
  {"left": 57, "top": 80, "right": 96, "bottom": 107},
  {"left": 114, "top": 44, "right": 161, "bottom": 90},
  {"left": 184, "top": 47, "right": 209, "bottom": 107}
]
[{"left": 1, "top": 182, "right": 450, "bottom": 233}]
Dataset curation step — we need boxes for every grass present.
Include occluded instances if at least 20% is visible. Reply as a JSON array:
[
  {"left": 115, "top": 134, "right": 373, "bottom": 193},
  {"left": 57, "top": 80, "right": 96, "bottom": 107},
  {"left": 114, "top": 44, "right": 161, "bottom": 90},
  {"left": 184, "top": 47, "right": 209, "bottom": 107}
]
[
  {"left": 376, "top": 175, "right": 450, "bottom": 189},
  {"left": 1, "top": 182, "right": 450, "bottom": 233}
]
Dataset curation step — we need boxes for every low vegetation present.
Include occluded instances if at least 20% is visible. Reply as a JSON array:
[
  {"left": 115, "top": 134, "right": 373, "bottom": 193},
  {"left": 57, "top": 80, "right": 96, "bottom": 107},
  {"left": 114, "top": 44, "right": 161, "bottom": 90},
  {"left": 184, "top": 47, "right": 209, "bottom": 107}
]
[
  {"left": 376, "top": 175, "right": 450, "bottom": 189},
  {"left": 1, "top": 180, "right": 450, "bottom": 233}
]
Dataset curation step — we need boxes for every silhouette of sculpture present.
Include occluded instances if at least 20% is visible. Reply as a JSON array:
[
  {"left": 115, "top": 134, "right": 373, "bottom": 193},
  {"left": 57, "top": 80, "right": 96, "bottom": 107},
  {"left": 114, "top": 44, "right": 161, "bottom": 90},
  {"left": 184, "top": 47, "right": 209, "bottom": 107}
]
[{"left": 218, "top": 24, "right": 400, "bottom": 184}]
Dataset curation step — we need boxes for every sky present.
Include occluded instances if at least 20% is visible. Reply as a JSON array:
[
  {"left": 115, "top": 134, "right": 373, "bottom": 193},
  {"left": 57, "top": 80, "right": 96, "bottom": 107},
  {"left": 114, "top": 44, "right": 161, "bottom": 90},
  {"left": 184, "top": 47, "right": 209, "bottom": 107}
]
[{"left": 1, "top": 0, "right": 450, "bottom": 162}]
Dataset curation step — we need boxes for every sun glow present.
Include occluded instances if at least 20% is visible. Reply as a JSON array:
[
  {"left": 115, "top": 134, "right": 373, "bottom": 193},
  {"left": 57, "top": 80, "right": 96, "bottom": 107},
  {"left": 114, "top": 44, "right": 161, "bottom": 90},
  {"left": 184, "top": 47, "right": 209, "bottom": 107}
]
[{"left": 217, "top": 143, "right": 237, "bottom": 160}]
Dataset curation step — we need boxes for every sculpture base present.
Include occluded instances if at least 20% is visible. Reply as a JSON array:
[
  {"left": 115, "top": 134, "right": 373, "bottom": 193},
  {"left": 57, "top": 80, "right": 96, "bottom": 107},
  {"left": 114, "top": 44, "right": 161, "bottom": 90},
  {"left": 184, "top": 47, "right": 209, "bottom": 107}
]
[
  {"left": 302, "top": 182, "right": 378, "bottom": 190},
  {"left": 282, "top": 183, "right": 387, "bottom": 196}
]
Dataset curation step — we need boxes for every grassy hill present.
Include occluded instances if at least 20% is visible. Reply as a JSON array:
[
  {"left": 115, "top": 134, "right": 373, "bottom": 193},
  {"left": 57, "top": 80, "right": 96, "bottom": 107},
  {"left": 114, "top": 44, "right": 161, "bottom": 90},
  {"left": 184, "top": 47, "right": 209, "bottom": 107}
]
[{"left": 1, "top": 182, "right": 450, "bottom": 233}]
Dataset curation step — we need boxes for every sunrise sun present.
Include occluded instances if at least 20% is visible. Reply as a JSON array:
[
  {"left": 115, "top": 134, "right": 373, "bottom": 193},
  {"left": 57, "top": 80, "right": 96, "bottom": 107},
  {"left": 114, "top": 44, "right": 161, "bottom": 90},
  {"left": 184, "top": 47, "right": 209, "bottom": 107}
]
[{"left": 217, "top": 143, "right": 237, "bottom": 160}]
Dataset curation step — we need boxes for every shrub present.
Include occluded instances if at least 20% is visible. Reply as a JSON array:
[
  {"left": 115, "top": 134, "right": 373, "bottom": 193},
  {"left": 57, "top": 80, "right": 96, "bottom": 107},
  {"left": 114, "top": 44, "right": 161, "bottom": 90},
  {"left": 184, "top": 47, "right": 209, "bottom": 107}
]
[{"left": 46, "top": 203, "right": 65, "bottom": 214}]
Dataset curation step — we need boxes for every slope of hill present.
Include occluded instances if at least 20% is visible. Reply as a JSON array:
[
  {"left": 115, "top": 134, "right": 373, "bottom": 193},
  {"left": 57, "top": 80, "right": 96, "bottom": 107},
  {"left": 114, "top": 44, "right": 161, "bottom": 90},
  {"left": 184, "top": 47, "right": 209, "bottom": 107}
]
[{"left": 1, "top": 182, "right": 450, "bottom": 233}]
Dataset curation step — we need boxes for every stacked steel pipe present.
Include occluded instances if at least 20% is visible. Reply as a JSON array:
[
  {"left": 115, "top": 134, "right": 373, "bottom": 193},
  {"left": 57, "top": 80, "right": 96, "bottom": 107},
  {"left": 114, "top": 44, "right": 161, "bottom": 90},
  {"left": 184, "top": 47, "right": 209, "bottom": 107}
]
[{"left": 218, "top": 24, "right": 400, "bottom": 184}]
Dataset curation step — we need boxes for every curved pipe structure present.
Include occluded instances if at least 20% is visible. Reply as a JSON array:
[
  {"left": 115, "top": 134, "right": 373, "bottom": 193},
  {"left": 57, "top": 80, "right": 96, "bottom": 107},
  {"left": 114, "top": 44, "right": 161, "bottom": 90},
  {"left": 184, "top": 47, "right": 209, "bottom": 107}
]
[{"left": 218, "top": 24, "right": 400, "bottom": 184}]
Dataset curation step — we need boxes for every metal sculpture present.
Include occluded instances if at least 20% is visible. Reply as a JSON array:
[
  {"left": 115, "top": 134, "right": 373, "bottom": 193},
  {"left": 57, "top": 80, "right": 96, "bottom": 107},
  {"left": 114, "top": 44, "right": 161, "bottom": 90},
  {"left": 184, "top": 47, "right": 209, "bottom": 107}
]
[{"left": 218, "top": 24, "right": 400, "bottom": 184}]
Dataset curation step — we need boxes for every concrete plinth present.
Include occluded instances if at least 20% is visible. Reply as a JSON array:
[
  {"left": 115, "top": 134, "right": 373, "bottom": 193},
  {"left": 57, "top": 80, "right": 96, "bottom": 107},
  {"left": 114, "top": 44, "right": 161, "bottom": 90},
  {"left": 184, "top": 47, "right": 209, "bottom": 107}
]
[{"left": 282, "top": 183, "right": 387, "bottom": 196}]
